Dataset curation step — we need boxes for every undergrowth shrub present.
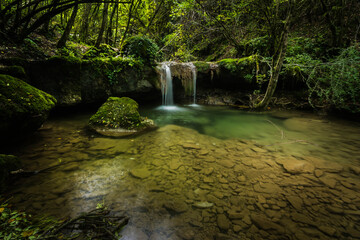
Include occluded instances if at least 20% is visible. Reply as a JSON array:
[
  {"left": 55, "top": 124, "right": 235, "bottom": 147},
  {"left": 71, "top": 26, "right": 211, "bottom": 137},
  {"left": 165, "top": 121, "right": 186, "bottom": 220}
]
[
  {"left": 306, "top": 45, "right": 360, "bottom": 113},
  {"left": 83, "top": 44, "right": 118, "bottom": 59},
  {"left": 122, "top": 36, "right": 159, "bottom": 65}
]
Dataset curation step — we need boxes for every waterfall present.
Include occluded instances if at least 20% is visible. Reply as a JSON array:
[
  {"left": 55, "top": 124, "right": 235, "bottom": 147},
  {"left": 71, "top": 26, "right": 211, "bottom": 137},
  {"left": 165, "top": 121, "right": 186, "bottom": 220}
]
[
  {"left": 190, "top": 63, "right": 197, "bottom": 104},
  {"left": 160, "top": 63, "right": 174, "bottom": 105}
]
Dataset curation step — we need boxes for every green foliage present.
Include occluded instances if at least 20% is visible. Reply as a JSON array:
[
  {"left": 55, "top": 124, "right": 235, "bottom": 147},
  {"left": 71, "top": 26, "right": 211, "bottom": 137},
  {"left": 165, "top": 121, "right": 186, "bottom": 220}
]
[
  {"left": 306, "top": 45, "right": 360, "bottom": 113},
  {"left": 56, "top": 42, "right": 92, "bottom": 58},
  {"left": 282, "top": 53, "right": 321, "bottom": 80},
  {"left": 84, "top": 57, "right": 142, "bottom": 85},
  {"left": 89, "top": 97, "right": 144, "bottom": 130},
  {"left": 56, "top": 47, "right": 78, "bottom": 58},
  {"left": 287, "top": 37, "right": 325, "bottom": 59},
  {"left": 0, "top": 199, "right": 59, "bottom": 240},
  {"left": 23, "top": 38, "right": 38, "bottom": 49},
  {"left": 83, "top": 44, "right": 118, "bottom": 59},
  {"left": 243, "top": 36, "right": 270, "bottom": 56},
  {"left": 122, "top": 36, "right": 159, "bottom": 65}
]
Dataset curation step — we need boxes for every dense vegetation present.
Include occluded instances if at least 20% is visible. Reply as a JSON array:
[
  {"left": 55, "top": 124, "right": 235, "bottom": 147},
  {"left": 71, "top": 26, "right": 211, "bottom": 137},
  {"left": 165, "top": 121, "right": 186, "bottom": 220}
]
[{"left": 0, "top": 0, "right": 359, "bottom": 112}]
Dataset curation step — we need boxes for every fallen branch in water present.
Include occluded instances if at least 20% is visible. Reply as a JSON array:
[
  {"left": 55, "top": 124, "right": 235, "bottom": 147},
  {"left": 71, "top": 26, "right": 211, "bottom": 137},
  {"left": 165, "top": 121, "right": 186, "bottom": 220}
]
[
  {"left": 10, "top": 158, "right": 88, "bottom": 177},
  {"left": 40, "top": 207, "right": 129, "bottom": 240},
  {"left": 266, "top": 119, "right": 285, "bottom": 139},
  {"left": 265, "top": 139, "right": 320, "bottom": 147}
]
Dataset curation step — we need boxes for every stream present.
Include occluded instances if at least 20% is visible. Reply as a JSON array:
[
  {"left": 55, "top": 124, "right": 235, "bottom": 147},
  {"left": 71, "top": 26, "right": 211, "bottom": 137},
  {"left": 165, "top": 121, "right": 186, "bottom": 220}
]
[{"left": 6, "top": 105, "right": 360, "bottom": 239}]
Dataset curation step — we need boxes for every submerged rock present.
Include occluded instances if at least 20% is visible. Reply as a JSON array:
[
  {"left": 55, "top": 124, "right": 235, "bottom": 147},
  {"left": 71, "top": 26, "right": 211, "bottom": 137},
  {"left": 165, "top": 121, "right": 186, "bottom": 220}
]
[
  {"left": 276, "top": 158, "right": 314, "bottom": 174},
  {"left": 193, "top": 201, "right": 214, "bottom": 209},
  {"left": 163, "top": 199, "right": 188, "bottom": 214},
  {"left": 217, "top": 214, "right": 231, "bottom": 231},
  {"left": 88, "top": 97, "right": 156, "bottom": 137},
  {"left": 130, "top": 168, "right": 151, "bottom": 179},
  {"left": 0, "top": 74, "right": 56, "bottom": 143}
]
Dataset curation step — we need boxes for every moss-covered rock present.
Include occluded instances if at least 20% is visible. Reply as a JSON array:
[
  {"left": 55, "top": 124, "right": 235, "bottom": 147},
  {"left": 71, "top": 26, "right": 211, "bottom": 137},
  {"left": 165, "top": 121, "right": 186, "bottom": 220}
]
[
  {"left": 0, "top": 65, "right": 27, "bottom": 80},
  {"left": 0, "top": 74, "right": 57, "bottom": 142},
  {"left": 88, "top": 97, "right": 155, "bottom": 137},
  {"left": 0, "top": 154, "right": 21, "bottom": 192},
  {"left": 193, "top": 61, "right": 212, "bottom": 73}
]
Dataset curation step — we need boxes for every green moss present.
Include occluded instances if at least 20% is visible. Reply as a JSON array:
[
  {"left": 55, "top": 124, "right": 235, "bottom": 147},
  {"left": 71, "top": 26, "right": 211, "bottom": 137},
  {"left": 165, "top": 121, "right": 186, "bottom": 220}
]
[
  {"left": 217, "top": 56, "right": 256, "bottom": 73},
  {"left": 193, "top": 61, "right": 211, "bottom": 73},
  {"left": 0, "top": 74, "right": 57, "bottom": 138},
  {"left": 0, "top": 74, "right": 56, "bottom": 117},
  {"left": 48, "top": 55, "right": 82, "bottom": 65},
  {"left": 89, "top": 97, "right": 144, "bottom": 130},
  {"left": 0, "top": 154, "right": 21, "bottom": 192},
  {"left": 0, "top": 65, "right": 27, "bottom": 79}
]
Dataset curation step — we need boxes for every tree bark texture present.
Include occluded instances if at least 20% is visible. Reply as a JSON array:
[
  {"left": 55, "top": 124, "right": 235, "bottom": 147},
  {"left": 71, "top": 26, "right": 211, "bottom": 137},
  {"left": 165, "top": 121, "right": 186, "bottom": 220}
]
[
  {"left": 95, "top": 2, "right": 109, "bottom": 48},
  {"left": 57, "top": 3, "right": 78, "bottom": 48}
]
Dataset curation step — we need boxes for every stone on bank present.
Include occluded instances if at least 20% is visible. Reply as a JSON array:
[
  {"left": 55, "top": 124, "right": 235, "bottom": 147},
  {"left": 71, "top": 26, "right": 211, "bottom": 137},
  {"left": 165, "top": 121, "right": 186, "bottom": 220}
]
[
  {"left": 88, "top": 97, "right": 155, "bottom": 137},
  {"left": 0, "top": 74, "right": 57, "bottom": 143}
]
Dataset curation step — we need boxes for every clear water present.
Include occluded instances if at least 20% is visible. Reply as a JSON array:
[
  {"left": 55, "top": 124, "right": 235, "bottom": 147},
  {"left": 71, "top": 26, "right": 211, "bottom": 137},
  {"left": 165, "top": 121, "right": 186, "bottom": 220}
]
[{"left": 6, "top": 105, "right": 360, "bottom": 240}]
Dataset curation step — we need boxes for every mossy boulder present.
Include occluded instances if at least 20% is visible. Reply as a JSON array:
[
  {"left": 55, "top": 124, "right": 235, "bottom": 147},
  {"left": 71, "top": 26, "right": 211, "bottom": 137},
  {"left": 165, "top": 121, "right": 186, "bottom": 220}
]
[
  {"left": 0, "top": 65, "right": 27, "bottom": 80},
  {"left": 0, "top": 154, "right": 21, "bottom": 192},
  {"left": 88, "top": 97, "right": 155, "bottom": 137},
  {"left": 0, "top": 74, "right": 57, "bottom": 142}
]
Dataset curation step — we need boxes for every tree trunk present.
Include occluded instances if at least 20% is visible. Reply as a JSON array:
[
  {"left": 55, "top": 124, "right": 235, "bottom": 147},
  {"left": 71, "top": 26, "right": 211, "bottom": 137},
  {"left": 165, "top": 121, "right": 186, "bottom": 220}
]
[
  {"left": 106, "top": 2, "right": 117, "bottom": 44},
  {"left": 320, "top": 0, "right": 338, "bottom": 47},
  {"left": 79, "top": 3, "right": 92, "bottom": 43},
  {"left": 114, "top": 4, "right": 120, "bottom": 45},
  {"left": 119, "top": 0, "right": 134, "bottom": 48},
  {"left": 95, "top": 2, "right": 109, "bottom": 48},
  {"left": 254, "top": 31, "right": 289, "bottom": 109},
  {"left": 57, "top": 4, "right": 78, "bottom": 48},
  {"left": 254, "top": 12, "right": 291, "bottom": 109}
]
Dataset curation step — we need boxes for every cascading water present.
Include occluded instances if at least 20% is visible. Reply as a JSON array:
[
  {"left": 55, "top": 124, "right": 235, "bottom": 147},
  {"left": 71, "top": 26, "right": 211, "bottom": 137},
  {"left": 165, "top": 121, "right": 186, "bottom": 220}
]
[
  {"left": 160, "top": 63, "right": 174, "bottom": 105},
  {"left": 190, "top": 63, "right": 197, "bottom": 104}
]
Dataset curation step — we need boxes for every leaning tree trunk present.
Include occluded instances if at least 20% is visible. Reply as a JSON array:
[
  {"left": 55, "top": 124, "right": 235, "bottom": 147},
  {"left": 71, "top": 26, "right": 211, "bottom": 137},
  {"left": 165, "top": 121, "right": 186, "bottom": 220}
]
[
  {"left": 95, "top": 2, "right": 109, "bottom": 48},
  {"left": 57, "top": 4, "right": 78, "bottom": 48},
  {"left": 254, "top": 19, "right": 290, "bottom": 109}
]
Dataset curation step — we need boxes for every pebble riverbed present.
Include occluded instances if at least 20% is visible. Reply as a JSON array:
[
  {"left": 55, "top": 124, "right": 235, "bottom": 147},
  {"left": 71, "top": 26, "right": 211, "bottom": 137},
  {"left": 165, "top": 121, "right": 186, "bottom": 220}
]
[{"left": 6, "top": 109, "right": 360, "bottom": 240}]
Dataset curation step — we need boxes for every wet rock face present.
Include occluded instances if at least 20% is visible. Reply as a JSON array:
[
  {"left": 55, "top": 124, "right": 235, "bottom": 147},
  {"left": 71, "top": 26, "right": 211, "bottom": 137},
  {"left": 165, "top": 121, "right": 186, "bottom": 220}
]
[
  {"left": 27, "top": 57, "right": 158, "bottom": 106},
  {"left": 0, "top": 74, "right": 56, "bottom": 143},
  {"left": 88, "top": 97, "right": 156, "bottom": 137}
]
